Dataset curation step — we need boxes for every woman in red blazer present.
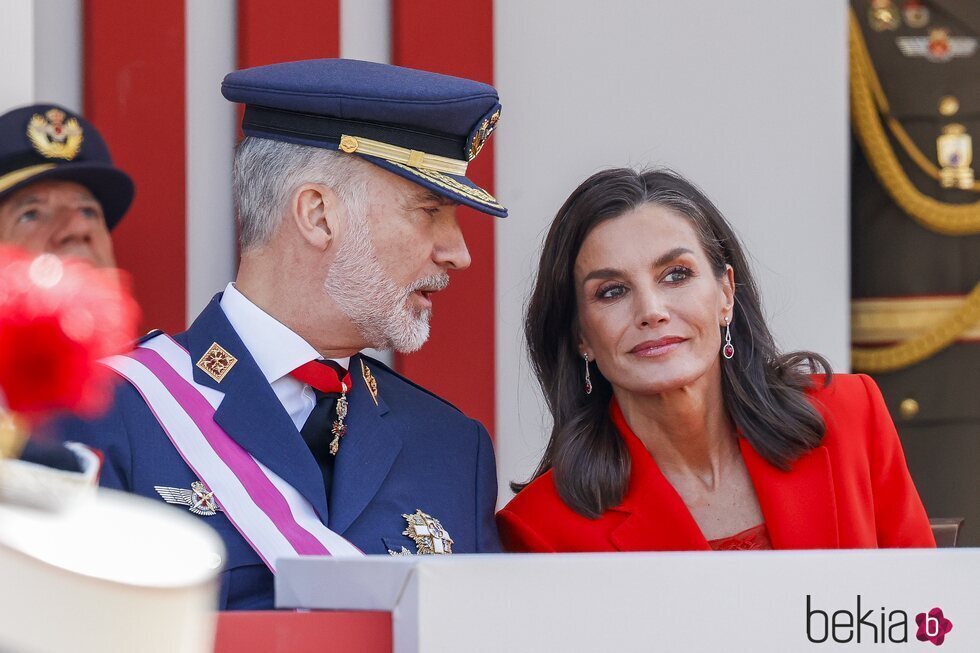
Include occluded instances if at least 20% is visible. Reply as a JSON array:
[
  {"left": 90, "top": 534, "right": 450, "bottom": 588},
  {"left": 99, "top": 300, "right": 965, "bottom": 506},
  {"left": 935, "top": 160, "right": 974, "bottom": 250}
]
[{"left": 498, "top": 169, "right": 934, "bottom": 552}]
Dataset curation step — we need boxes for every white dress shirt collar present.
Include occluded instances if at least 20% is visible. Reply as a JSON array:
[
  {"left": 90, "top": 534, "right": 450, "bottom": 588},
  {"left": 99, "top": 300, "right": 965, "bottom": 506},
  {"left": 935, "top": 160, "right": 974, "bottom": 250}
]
[{"left": 218, "top": 283, "right": 350, "bottom": 383}]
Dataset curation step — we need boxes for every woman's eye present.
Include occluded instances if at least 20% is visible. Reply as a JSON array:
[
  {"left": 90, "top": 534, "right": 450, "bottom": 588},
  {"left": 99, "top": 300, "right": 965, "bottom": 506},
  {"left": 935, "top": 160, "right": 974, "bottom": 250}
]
[
  {"left": 663, "top": 266, "right": 693, "bottom": 283},
  {"left": 597, "top": 284, "right": 627, "bottom": 299}
]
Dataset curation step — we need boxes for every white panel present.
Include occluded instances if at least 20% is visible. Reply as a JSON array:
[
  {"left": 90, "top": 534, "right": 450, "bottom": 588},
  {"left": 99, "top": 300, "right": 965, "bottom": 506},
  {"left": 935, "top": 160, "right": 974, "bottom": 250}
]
[
  {"left": 340, "top": 0, "right": 391, "bottom": 63},
  {"left": 33, "top": 0, "right": 82, "bottom": 111},
  {"left": 0, "top": 1, "right": 36, "bottom": 111},
  {"left": 495, "top": 0, "right": 850, "bottom": 506},
  {"left": 186, "top": 0, "right": 238, "bottom": 322}
]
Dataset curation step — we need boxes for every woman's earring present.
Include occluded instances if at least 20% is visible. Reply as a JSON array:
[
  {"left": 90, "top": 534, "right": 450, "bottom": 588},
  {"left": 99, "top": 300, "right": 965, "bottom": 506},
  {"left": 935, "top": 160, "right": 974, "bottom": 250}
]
[
  {"left": 722, "top": 315, "right": 735, "bottom": 360},
  {"left": 583, "top": 353, "right": 593, "bottom": 395}
]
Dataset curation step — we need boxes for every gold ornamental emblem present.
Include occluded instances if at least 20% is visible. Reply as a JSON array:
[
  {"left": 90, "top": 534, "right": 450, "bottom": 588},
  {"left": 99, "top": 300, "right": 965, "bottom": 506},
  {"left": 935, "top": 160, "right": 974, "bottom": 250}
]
[
  {"left": 27, "top": 108, "right": 83, "bottom": 160},
  {"left": 195, "top": 342, "right": 238, "bottom": 382},
  {"left": 467, "top": 109, "right": 500, "bottom": 161},
  {"left": 339, "top": 135, "right": 359, "bottom": 153},
  {"left": 360, "top": 359, "right": 379, "bottom": 406},
  {"left": 402, "top": 509, "right": 454, "bottom": 554}
]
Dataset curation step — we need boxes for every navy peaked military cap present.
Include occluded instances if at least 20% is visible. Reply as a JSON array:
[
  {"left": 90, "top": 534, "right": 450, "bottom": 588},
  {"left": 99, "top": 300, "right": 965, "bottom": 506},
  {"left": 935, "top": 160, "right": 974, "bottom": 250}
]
[
  {"left": 0, "top": 104, "right": 134, "bottom": 229},
  {"left": 221, "top": 58, "right": 507, "bottom": 217}
]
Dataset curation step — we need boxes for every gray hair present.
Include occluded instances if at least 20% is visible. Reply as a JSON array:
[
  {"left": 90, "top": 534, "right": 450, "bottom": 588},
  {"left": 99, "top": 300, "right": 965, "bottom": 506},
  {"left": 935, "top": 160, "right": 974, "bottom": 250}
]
[{"left": 233, "top": 137, "right": 370, "bottom": 251}]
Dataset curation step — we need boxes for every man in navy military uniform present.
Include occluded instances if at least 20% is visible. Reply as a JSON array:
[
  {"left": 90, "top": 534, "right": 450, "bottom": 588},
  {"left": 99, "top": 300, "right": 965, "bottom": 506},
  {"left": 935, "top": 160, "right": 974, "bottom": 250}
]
[
  {"left": 60, "top": 59, "right": 505, "bottom": 610},
  {"left": 0, "top": 104, "right": 133, "bottom": 476},
  {"left": 0, "top": 104, "right": 134, "bottom": 269}
]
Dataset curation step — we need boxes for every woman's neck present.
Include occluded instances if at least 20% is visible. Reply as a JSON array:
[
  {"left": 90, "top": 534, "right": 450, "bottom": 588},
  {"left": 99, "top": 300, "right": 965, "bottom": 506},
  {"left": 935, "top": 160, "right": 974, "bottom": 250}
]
[{"left": 614, "top": 366, "right": 737, "bottom": 489}]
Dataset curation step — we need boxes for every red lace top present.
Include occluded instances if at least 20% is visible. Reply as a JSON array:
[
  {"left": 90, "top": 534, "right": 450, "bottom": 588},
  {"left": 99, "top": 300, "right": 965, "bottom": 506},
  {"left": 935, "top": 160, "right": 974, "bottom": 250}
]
[{"left": 707, "top": 523, "right": 773, "bottom": 550}]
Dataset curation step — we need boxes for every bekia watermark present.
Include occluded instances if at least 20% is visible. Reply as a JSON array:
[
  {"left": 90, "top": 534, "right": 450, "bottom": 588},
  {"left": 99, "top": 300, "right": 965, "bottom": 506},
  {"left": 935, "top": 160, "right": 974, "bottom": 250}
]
[{"left": 806, "top": 595, "right": 954, "bottom": 646}]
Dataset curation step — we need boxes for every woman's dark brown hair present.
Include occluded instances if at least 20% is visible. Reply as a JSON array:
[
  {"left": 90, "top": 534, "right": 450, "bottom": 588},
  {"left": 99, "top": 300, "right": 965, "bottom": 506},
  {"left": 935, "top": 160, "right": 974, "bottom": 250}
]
[{"left": 520, "top": 168, "right": 831, "bottom": 518}]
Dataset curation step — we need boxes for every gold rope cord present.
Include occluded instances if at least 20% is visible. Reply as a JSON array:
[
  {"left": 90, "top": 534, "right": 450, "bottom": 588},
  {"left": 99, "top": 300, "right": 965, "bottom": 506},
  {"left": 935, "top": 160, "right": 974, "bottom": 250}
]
[
  {"left": 852, "top": 282, "right": 980, "bottom": 372},
  {"left": 849, "top": 10, "right": 980, "bottom": 235},
  {"left": 851, "top": 9, "right": 980, "bottom": 192}
]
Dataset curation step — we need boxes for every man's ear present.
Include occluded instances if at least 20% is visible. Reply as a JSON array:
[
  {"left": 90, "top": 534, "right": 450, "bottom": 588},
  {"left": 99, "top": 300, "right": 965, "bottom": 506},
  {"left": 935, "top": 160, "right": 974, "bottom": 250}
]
[{"left": 291, "top": 183, "right": 340, "bottom": 250}]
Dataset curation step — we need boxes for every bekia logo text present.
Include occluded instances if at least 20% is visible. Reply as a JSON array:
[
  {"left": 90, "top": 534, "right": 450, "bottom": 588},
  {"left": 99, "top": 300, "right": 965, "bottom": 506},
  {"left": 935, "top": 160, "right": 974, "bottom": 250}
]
[{"left": 806, "top": 595, "right": 953, "bottom": 646}]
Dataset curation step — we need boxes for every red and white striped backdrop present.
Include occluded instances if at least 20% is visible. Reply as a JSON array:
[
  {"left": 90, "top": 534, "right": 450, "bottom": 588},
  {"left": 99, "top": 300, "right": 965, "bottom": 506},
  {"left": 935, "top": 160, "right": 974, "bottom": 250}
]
[{"left": 4, "top": 2, "right": 850, "bottom": 507}]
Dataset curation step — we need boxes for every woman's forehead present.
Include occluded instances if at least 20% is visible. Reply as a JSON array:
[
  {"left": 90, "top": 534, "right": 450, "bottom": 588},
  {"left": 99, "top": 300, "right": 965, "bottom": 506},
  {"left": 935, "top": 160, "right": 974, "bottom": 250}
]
[{"left": 577, "top": 205, "right": 703, "bottom": 265}]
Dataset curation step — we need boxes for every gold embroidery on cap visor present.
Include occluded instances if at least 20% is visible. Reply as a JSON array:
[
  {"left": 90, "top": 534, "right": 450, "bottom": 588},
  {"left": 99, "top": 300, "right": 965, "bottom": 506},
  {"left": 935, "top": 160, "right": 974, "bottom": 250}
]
[
  {"left": 27, "top": 109, "right": 83, "bottom": 161},
  {"left": 384, "top": 161, "right": 504, "bottom": 212}
]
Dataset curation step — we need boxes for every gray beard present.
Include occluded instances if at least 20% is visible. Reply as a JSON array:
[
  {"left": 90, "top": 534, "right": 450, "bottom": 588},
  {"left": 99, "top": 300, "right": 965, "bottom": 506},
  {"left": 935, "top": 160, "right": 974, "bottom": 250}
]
[{"left": 323, "top": 224, "right": 448, "bottom": 353}]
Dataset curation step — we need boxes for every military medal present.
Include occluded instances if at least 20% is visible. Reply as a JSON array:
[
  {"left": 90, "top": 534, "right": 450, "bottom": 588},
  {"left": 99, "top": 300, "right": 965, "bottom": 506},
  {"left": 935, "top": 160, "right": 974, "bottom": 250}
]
[
  {"left": 937, "top": 124, "right": 974, "bottom": 189},
  {"left": 902, "top": 0, "right": 929, "bottom": 29},
  {"left": 155, "top": 481, "right": 223, "bottom": 516},
  {"left": 869, "top": 0, "right": 900, "bottom": 31},
  {"left": 402, "top": 509, "right": 454, "bottom": 554},
  {"left": 896, "top": 32, "right": 977, "bottom": 61},
  {"left": 329, "top": 381, "right": 348, "bottom": 455}
]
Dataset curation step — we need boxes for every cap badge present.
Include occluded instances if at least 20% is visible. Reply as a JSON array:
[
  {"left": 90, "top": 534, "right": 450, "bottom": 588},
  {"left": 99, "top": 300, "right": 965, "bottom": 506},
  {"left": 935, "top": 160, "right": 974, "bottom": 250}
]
[
  {"left": 27, "top": 108, "right": 84, "bottom": 161},
  {"left": 155, "top": 481, "right": 222, "bottom": 516},
  {"left": 402, "top": 509, "right": 454, "bottom": 554},
  {"left": 196, "top": 342, "right": 238, "bottom": 383},
  {"left": 467, "top": 109, "right": 500, "bottom": 161},
  {"left": 361, "top": 359, "right": 379, "bottom": 406}
]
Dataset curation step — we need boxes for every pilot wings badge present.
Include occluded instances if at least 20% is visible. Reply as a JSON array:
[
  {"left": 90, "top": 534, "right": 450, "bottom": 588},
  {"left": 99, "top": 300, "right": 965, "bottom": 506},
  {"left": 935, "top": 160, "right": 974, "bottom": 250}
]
[
  {"left": 402, "top": 509, "right": 454, "bottom": 555},
  {"left": 155, "top": 481, "right": 222, "bottom": 517}
]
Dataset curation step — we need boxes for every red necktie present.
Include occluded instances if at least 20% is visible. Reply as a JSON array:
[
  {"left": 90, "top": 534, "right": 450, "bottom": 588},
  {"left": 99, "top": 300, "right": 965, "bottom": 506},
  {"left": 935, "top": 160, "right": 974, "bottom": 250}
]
[{"left": 290, "top": 359, "right": 351, "bottom": 394}]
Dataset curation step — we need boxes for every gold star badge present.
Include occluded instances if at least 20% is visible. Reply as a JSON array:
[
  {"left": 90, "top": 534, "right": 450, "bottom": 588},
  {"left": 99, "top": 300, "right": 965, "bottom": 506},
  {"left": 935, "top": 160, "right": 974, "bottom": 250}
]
[{"left": 196, "top": 342, "right": 238, "bottom": 383}]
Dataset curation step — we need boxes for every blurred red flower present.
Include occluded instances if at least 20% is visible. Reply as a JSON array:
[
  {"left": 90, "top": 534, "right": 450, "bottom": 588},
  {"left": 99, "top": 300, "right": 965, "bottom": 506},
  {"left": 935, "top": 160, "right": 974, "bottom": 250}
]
[{"left": 0, "top": 247, "right": 139, "bottom": 421}]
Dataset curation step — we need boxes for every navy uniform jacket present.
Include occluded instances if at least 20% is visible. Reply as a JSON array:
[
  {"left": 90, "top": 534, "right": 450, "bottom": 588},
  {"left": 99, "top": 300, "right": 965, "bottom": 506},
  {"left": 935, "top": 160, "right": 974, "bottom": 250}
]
[{"left": 59, "top": 296, "right": 502, "bottom": 610}]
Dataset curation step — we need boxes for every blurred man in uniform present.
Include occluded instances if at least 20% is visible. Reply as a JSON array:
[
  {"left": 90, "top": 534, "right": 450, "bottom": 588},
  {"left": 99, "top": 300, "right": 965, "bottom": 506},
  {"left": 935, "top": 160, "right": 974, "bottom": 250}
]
[
  {"left": 0, "top": 104, "right": 133, "bottom": 477},
  {"left": 0, "top": 104, "right": 134, "bottom": 269},
  {"left": 849, "top": 0, "right": 979, "bottom": 544},
  {"left": 60, "top": 59, "right": 506, "bottom": 609}
]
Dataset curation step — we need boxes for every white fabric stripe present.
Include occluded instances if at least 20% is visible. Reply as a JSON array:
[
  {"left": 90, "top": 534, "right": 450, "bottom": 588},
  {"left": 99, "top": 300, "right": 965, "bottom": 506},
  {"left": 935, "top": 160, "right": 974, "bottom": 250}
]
[
  {"left": 141, "top": 338, "right": 363, "bottom": 558},
  {"left": 103, "top": 354, "right": 292, "bottom": 571}
]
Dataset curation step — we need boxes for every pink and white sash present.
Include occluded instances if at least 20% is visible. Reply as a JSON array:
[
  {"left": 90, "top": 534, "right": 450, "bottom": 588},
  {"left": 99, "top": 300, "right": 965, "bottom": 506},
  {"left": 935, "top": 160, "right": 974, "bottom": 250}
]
[{"left": 102, "top": 335, "right": 362, "bottom": 572}]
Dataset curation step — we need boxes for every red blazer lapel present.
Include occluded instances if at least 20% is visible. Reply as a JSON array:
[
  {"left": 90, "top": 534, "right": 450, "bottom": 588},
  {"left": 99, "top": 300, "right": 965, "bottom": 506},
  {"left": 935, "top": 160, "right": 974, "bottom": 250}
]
[
  {"left": 740, "top": 439, "right": 839, "bottom": 549},
  {"left": 608, "top": 403, "right": 710, "bottom": 552}
]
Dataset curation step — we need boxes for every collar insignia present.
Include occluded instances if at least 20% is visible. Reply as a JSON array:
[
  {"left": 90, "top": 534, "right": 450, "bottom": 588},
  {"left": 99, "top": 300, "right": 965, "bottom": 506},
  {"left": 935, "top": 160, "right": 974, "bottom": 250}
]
[
  {"left": 154, "top": 481, "right": 222, "bottom": 516},
  {"left": 361, "top": 359, "right": 379, "bottom": 405},
  {"left": 28, "top": 108, "right": 84, "bottom": 161},
  {"left": 196, "top": 342, "right": 237, "bottom": 382},
  {"left": 402, "top": 509, "right": 454, "bottom": 555}
]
